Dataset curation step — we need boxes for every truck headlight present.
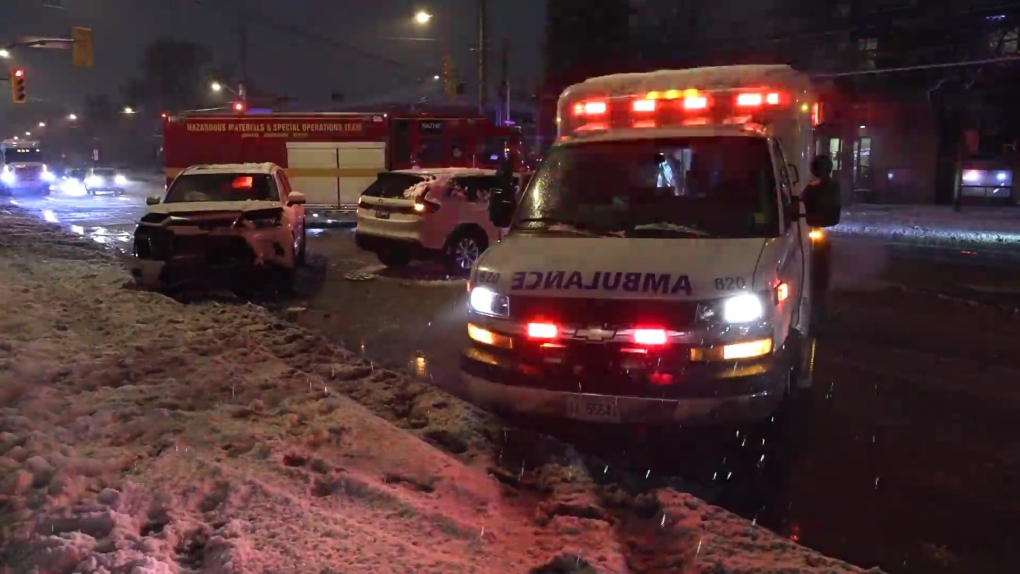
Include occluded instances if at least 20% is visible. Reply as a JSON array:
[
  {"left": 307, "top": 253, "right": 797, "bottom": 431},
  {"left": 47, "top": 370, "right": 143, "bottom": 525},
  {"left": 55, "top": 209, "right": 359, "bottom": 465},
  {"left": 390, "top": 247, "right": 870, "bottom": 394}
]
[
  {"left": 468, "top": 286, "right": 509, "bottom": 318},
  {"left": 114, "top": 174, "right": 127, "bottom": 185},
  {"left": 698, "top": 292, "right": 766, "bottom": 324},
  {"left": 41, "top": 171, "right": 55, "bottom": 182}
]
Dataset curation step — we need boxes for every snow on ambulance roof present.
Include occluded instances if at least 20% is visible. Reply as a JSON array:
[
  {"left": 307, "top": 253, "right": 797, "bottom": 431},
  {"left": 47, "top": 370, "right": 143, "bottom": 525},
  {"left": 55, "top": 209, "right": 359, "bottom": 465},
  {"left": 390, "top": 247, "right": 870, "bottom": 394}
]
[
  {"left": 556, "top": 124, "right": 768, "bottom": 146},
  {"left": 180, "top": 162, "right": 279, "bottom": 176},
  {"left": 563, "top": 64, "right": 813, "bottom": 99}
]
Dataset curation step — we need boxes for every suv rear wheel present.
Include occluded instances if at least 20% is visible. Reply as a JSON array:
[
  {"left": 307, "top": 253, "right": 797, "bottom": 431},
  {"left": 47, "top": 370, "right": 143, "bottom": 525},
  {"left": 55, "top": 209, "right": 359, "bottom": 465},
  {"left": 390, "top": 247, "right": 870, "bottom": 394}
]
[{"left": 445, "top": 228, "right": 487, "bottom": 274}]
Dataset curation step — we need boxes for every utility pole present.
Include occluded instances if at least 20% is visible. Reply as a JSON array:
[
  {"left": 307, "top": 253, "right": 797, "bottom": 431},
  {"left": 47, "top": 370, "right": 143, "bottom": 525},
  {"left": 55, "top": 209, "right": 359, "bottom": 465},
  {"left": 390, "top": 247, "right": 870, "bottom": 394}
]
[
  {"left": 499, "top": 38, "right": 509, "bottom": 125},
  {"left": 238, "top": 6, "right": 248, "bottom": 104},
  {"left": 477, "top": 0, "right": 488, "bottom": 113}
]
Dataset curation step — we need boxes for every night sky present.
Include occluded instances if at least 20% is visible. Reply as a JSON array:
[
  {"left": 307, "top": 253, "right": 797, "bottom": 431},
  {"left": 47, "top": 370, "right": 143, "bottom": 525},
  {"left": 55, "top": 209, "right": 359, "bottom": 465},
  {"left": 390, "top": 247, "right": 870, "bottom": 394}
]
[{"left": 2, "top": 0, "right": 544, "bottom": 125}]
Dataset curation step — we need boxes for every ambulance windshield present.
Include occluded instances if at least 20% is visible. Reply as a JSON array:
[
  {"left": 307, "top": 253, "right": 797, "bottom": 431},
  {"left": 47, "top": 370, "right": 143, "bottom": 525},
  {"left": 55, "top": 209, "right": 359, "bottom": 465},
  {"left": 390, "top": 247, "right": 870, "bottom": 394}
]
[{"left": 514, "top": 136, "right": 780, "bottom": 239}]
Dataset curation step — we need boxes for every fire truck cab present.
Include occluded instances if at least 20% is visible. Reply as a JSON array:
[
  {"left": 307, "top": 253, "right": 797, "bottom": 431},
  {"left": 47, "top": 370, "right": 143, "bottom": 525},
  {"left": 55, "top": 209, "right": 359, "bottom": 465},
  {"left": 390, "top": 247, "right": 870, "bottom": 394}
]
[{"left": 459, "top": 64, "right": 839, "bottom": 428}]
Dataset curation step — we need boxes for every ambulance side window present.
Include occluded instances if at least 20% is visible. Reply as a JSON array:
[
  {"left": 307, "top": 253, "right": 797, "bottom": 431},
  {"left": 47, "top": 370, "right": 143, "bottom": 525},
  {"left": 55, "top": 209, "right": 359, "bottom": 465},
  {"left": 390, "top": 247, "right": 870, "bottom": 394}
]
[{"left": 771, "top": 139, "right": 794, "bottom": 228}]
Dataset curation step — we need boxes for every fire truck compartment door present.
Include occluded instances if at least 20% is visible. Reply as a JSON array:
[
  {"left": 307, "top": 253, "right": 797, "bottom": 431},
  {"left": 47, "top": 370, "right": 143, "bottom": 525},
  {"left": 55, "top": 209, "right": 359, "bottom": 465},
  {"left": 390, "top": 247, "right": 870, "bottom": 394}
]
[
  {"left": 285, "top": 142, "right": 385, "bottom": 208},
  {"left": 336, "top": 142, "right": 386, "bottom": 207}
]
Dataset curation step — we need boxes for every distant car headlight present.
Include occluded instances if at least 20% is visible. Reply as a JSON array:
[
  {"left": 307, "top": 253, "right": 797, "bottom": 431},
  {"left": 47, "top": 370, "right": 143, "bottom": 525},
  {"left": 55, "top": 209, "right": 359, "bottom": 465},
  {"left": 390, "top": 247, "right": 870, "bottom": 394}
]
[
  {"left": 114, "top": 174, "right": 127, "bottom": 185},
  {"left": 86, "top": 176, "right": 101, "bottom": 186},
  {"left": 697, "top": 292, "right": 766, "bottom": 324},
  {"left": 41, "top": 171, "right": 55, "bottom": 181},
  {"left": 1, "top": 171, "right": 14, "bottom": 184},
  {"left": 468, "top": 286, "right": 509, "bottom": 318}
]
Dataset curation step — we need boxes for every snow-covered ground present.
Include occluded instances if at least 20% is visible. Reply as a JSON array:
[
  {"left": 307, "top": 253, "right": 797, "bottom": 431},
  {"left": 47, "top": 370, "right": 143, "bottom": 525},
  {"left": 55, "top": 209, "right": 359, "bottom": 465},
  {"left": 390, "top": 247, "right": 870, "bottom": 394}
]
[
  {"left": 833, "top": 205, "right": 1020, "bottom": 249},
  {"left": 0, "top": 205, "right": 880, "bottom": 573}
]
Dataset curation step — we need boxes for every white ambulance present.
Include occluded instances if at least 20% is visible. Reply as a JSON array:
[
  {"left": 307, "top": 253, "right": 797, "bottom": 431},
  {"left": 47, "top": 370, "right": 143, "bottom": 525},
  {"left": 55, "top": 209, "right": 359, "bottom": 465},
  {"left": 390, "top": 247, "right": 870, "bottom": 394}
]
[{"left": 460, "top": 64, "right": 839, "bottom": 427}]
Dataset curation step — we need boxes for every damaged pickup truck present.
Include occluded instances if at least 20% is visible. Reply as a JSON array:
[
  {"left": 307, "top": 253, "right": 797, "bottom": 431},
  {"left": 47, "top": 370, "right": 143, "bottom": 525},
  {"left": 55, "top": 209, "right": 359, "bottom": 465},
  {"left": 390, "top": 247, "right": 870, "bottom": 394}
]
[{"left": 130, "top": 163, "right": 307, "bottom": 291}]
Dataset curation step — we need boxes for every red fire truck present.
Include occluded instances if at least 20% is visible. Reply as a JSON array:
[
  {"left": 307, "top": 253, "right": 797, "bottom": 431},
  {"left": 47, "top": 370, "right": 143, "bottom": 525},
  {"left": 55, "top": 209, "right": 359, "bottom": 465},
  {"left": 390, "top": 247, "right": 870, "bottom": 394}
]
[{"left": 162, "top": 111, "right": 528, "bottom": 208}]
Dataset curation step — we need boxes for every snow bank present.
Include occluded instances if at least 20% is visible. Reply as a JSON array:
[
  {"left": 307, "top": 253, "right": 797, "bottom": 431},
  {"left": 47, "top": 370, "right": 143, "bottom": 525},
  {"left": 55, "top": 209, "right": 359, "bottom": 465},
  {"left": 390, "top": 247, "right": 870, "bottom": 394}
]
[
  {"left": 0, "top": 205, "right": 880, "bottom": 573},
  {"left": 833, "top": 205, "right": 1020, "bottom": 249}
]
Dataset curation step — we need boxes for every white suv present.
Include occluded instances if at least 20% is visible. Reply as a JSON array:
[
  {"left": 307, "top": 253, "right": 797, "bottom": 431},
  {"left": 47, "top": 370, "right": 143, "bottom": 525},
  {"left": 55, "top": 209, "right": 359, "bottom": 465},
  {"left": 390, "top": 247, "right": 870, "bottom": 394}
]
[
  {"left": 130, "top": 163, "right": 307, "bottom": 290},
  {"left": 354, "top": 168, "right": 508, "bottom": 274}
]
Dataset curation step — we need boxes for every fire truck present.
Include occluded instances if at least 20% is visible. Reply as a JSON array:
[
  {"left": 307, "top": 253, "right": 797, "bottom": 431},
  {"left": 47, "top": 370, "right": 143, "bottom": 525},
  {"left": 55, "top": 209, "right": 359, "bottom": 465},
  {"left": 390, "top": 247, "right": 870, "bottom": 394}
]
[{"left": 162, "top": 111, "right": 528, "bottom": 209}]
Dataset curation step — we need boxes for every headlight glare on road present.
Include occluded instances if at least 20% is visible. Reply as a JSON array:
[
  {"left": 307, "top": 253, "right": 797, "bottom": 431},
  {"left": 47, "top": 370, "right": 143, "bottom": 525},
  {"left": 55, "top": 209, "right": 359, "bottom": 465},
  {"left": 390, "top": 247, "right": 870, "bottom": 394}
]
[
  {"left": 468, "top": 286, "right": 509, "bottom": 318},
  {"left": 722, "top": 293, "right": 765, "bottom": 323}
]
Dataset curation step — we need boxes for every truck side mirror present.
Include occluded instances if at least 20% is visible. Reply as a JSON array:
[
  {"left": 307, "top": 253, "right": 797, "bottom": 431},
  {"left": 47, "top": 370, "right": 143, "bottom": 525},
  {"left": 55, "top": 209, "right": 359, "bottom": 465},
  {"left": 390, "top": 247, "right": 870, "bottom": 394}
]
[
  {"left": 146, "top": 196, "right": 161, "bottom": 205},
  {"left": 488, "top": 186, "right": 515, "bottom": 228}
]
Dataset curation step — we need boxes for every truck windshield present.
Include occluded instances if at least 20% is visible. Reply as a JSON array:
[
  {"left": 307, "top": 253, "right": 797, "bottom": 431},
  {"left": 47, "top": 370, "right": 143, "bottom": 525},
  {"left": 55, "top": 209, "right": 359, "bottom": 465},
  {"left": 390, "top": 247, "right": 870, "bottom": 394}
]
[
  {"left": 2, "top": 148, "right": 44, "bottom": 163},
  {"left": 164, "top": 173, "right": 279, "bottom": 203},
  {"left": 513, "top": 137, "right": 780, "bottom": 238}
]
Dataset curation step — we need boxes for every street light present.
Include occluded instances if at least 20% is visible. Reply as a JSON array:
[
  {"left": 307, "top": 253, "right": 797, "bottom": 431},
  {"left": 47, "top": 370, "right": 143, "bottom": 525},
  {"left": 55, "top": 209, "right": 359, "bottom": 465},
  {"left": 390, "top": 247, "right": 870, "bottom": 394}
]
[
  {"left": 67, "top": 113, "right": 77, "bottom": 121},
  {"left": 123, "top": 106, "right": 134, "bottom": 114},
  {"left": 38, "top": 122, "right": 45, "bottom": 128},
  {"left": 414, "top": 10, "right": 432, "bottom": 25},
  {"left": 433, "top": 74, "right": 440, "bottom": 80},
  {"left": 210, "top": 81, "right": 222, "bottom": 92},
  {"left": 25, "top": 131, "right": 31, "bottom": 136},
  {"left": 0, "top": 49, "right": 9, "bottom": 59}
]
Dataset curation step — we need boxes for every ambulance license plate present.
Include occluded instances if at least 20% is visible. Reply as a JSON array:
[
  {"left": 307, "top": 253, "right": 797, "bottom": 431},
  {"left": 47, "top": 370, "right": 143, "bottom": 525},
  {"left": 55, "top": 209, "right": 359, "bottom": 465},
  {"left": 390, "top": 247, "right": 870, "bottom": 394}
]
[
  {"left": 374, "top": 209, "right": 390, "bottom": 219},
  {"left": 566, "top": 395, "right": 620, "bottom": 423}
]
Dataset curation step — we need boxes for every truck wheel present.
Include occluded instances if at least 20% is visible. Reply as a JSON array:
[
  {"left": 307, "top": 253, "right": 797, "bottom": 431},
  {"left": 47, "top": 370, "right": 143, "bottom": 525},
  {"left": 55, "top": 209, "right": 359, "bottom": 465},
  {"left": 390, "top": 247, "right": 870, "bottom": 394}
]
[
  {"left": 377, "top": 247, "right": 411, "bottom": 268},
  {"left": 445, "top": 228, "right": 487, "bottom": 274}
]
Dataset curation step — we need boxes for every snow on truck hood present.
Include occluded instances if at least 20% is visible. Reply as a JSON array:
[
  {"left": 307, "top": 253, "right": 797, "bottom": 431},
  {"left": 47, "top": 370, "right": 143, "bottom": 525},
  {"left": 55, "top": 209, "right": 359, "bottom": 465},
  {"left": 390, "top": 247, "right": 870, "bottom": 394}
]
[
  {"left": 145, "top": 200, "right": 281, "bottom": 215},
  {"left": 473, "top": 234, "right": 774, "bottom": 300}
]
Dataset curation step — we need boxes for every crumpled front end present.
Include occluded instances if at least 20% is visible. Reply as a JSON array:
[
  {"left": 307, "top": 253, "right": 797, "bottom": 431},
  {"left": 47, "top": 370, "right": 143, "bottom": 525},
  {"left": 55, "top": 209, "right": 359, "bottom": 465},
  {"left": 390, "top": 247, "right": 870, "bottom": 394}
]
[{"left": 129, "top": 208, "right": 294, "bottom": 289}]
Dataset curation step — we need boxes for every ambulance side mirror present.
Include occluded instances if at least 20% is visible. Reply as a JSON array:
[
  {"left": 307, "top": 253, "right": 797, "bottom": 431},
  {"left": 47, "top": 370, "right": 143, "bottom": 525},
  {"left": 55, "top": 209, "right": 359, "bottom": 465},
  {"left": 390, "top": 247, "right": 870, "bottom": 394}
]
[
  {"left": 489, "top": 186, "right": 515, "bottom": 228},
  {"left": 806, "top": 200, "right": 841, "bottom": 228}
]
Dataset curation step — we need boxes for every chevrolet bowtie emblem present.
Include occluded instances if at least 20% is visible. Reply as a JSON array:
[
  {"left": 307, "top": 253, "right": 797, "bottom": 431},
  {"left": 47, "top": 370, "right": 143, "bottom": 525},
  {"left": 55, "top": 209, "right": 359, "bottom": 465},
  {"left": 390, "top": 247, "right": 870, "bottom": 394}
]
[{"left": 575, "top": 327, "right": 614, "bottom": 341}]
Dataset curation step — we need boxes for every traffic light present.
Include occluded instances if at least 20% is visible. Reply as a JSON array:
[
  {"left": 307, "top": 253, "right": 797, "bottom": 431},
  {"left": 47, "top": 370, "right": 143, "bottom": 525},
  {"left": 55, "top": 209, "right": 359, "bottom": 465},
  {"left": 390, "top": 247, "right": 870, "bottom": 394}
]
[
  {"left": 70, "top": 27, "right": 94, "bottom": 68},
  {"left": 231, "top": 101, "right": 245, "bottom": 113},
  {"left": 10, "top": 68, "right": 26, "bottom": 104}
]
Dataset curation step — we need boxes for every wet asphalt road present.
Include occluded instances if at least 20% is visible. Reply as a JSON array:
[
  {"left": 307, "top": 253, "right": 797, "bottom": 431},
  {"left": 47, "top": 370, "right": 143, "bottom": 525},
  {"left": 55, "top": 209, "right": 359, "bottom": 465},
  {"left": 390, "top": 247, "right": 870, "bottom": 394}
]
[
  {"left": 290, "top": 233, "right": 1020, "bottom": 574},
  {"left": 10, "top": 183, "right": 1020, "bottom": 572}
]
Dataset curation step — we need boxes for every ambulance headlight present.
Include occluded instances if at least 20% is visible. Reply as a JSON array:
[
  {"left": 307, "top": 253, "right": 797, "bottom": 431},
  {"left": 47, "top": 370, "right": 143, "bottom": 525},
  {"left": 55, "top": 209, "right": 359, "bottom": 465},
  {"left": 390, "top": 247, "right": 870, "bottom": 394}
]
[
  {"left": 698, "top": 293, "right": 766, "bottom": 324},
  {"left": 469, "top": 286, "right": 509, "bottom": 318}
]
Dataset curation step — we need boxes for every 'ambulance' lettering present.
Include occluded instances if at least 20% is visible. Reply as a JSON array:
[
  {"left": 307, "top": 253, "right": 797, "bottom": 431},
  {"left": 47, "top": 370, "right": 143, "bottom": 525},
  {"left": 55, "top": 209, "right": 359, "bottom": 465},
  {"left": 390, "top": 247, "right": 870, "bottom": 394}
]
[{"left": 509, "top": 271, "right": 692, "bottom": 296}]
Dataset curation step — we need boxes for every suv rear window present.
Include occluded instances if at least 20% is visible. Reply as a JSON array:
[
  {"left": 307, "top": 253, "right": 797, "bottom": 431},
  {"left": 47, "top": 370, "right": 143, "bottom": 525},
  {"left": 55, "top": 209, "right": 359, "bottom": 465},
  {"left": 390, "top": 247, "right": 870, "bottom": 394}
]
[{"left": 361, "top": 172, "right": 427, "bottom": 199}]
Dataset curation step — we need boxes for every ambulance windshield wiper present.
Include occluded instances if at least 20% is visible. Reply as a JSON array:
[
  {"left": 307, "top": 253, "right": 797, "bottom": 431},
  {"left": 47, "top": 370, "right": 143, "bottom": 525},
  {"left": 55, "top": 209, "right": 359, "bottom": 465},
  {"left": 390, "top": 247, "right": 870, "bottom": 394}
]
[
  {"left": 626, "top": 222, "right": 714, "bottom": 238},
  {"left": 515, "top": 217, "right": 613, "bottom": 237}
]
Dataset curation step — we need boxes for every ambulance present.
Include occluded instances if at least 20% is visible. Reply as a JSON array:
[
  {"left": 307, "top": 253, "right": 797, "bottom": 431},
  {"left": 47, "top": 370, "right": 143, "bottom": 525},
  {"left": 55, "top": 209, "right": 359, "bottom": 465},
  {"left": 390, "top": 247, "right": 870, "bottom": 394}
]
[{"left": 459, "top": 65, "right": 839, "bottom": 427}]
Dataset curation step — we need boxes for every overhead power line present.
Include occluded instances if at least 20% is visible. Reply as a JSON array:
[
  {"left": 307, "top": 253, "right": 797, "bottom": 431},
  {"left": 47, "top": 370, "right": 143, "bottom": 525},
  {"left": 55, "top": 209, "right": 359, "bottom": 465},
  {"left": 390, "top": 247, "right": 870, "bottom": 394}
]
[{"left": 189, "top": 0, "right": 414, "bottom": 71}]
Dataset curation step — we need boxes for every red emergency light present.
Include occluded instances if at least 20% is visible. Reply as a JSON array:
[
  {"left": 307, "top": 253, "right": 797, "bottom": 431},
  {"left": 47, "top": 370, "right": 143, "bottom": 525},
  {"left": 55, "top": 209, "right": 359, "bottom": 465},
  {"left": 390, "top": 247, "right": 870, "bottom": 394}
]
[
  {"left": 736, "top": 92, "right": 783, "bottom": 107},
  {"left": 573, "top": 100, "right": 607, "bottom": 116},
  {"left": 232, "top": 101, "right": 245, "bottom": 112}
]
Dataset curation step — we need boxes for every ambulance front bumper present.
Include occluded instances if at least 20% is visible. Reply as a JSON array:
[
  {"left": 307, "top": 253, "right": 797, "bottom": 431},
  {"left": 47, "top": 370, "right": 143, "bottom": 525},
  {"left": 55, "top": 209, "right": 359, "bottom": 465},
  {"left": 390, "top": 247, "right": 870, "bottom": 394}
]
[{"left": 459, "top": 345, "right": 788, "bottom": 426}]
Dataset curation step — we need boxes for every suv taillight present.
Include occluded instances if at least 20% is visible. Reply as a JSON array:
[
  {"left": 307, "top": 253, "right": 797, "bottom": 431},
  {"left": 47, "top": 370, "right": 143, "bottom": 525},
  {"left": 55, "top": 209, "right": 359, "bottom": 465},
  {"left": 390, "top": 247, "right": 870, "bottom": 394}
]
[{"left": 414, "top": 198, "right": 440, "bottom": 214}]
